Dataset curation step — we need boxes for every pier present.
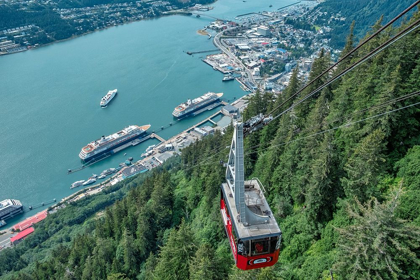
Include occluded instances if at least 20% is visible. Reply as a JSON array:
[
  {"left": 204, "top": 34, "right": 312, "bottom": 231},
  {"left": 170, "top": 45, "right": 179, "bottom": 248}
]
[
  {"left": 183, "top": 110, "right": 224, "bottom": 134},
  {"left": 66, "top": 100, "right": 226, "bottom": 175},
  {"left": 186, "top": 49, "right": 219, "bottom": 55},
  {"left": 278, "top": 1, "right": 301, "bottom": 11},
  {"left": 236, "top": 12, "right": 272, "bottom": 18},
  {"left": 236, "top": 12, "right": 257, "bottom": 17},
  {"left": 67, "top": 154, "right": 112, "bottom": 174},
  {"left": 151, "top": 133, "right": 166, "bottom": 142},
  {"left": 28, "top": 199, "right": 56, "bottom": 211},
  {"left": 164, "top": 10, "right": 228, "bottom": 21}
]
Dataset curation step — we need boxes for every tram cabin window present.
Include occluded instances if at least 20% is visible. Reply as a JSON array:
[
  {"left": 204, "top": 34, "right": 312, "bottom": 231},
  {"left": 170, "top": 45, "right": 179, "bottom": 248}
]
[{"left": 251, "top": 238, "right": 270, "bottom": 256}]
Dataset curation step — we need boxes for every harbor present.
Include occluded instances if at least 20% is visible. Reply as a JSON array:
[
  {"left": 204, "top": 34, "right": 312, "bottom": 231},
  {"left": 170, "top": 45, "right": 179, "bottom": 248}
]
[
  {"left": 51, "top": 94, "right": 248, "bottom": 215},
  {"left": 0, "top": 0, "right": 284, "bottom": 228}
]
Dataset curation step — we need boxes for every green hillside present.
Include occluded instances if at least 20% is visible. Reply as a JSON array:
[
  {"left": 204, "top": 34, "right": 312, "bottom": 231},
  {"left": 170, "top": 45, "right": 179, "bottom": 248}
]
[
  {"left": 314, "top": 0, "right": 414, "bottom": 48},
  {"left": 1, "top": 8, "right": 420, "bottom": 280}
]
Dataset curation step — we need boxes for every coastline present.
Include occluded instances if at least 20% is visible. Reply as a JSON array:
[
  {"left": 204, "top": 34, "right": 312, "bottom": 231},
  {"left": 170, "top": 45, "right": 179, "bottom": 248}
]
[
  {"left": 0, "top": 2, "right": 218, "bottom": 57},
  {"left": 0, "top": 19, "right": 144, "bottom": 57}
]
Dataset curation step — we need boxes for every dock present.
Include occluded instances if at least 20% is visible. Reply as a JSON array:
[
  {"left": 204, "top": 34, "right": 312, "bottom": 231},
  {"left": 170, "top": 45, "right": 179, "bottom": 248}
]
[
  {"left": 112, "top": 135, "right": 151, "bottom": 153},
  {"left": 186, "top": 49, "right": 219, "bottom": 55},
  {"left": 278, "top": 1, "right": 301, "bottom": 11},
  {"left": 151, "top": 133, "right": 166, "bottom": 142},
  {"left": 67, "top": 154, "right": 112, "bottom": 174},
  {"left": 184, "top": 111, "right": 223, "bottom": 133},
  {"left": 67, "top": 99, "right": 227, "bottom": 175}
]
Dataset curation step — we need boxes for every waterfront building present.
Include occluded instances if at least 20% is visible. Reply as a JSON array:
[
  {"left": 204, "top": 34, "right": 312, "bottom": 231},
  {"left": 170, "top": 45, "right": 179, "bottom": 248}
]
[
  {"left": 257, "top": 26, "right": 270, "bottom": 36},
  {"left": 12, "top": 210, "right": 48, "bottom": 232},
  {"left": 222, "top": 104, "right": 239, "bottom": 116},
  {"left": 11, "top": 227, "right": 35, "bottom": 245}
]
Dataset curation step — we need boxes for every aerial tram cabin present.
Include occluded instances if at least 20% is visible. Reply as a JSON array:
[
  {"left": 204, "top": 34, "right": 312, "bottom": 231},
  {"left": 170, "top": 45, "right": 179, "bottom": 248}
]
[{"left": 220, "top": 122, "right": 281, "bottom": 270}]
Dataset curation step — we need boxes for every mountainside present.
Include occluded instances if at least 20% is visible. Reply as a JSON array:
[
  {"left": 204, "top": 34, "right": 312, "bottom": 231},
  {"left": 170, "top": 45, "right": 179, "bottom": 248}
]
[
  {"left": 1, "top": 7, "right": 420, "bottom": 280},
  {"left": 313, "top": 0, "right": 414, "bottom": 48}
]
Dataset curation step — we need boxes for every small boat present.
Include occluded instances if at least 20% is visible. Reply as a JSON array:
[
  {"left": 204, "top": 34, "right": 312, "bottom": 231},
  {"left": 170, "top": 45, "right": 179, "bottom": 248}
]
[
  {"left": 71, "top": 180, "right": 85, "bottom": 189},
  {"left": 222, "top": 74, "right": 235, "bottom": 82},
  {"left": 82, "top": 177, "right": 97, "bottom": 186},
  {"left": 0, "top": 220, "right": 7, "bottom": 228},
  {"left": 98, "top": 174, "right": 106, "bottom": 179},
  {"left": 100, "top": 89, "right": 118, "bottom": 108},
  {"left": 109, "top": 168, "right": 116, "bottom": 173},
  {"left": 91, "top": 174, "right": 98, "bottom": 178},
  {"left": 128, "top": 157, "right": 133, "bottom": 161},
  {"left": 100, "top": 169, "right": 111, "bottom": 175},
  {"left": 141, "top": 150, "right": 154, "bottom": 158},
  {"left": 146, "top": 145, "right": 156, "bottom": 152}
]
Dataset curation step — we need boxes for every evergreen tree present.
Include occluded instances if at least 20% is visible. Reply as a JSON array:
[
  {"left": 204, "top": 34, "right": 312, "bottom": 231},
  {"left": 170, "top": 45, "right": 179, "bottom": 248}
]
[
  {"left": 153, "top": 221, "right": 196, "bottom": 280},
  {"left": 189, "top": 243, "right": 221, "bottom": 280},
  {"left": 394, "top": 146, "right": 420, "bottom": 224},
  {"left": 335, "top": 188, "right": 420, "bottom": 279},
  {"left": 341, "top": 129, "right": 387, "bottom": 202},
  {"left": 138, "top": 252, "right": 158, "bottom": 280}
]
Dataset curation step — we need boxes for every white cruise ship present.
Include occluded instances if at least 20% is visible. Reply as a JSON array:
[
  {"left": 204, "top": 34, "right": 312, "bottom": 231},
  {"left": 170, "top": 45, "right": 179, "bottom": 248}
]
[
  {"left": 79, "top": 124, "right": 151, "bottom": 163},
  {"left": 100, "top": 89, "right": 118, "bottom": 108},
  {"left": 0, "top": 199, "right": 23, "bottom": 221},
  {"left": 172, "top": 92, "right": 223, "bottom": 119}
]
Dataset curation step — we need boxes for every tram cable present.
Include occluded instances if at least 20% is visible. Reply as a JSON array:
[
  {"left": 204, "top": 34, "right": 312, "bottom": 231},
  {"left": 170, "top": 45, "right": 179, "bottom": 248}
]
[
  {"left": 181, "top": 1, "right": 420, "bottom": 168},
  {"left": 266, "top": 18, "right": 420, "bottom": 125},
  {"left": 243, "top": 99, "right": 420, "bottom": 157},
  {"left": 260, "top": 0, "right": 420, "bottom": 123},
  {"left": 208, "top": 1, "right": 420, "bottom": 270},
  {"left": 180, "top": 91, "right": 420, "bottom": 171},
  {"left": 240, "top": 91, "right": 420, "bottom": 155},
  {"left": 189, "top": 97, "right": 420, "bottom": 169}
]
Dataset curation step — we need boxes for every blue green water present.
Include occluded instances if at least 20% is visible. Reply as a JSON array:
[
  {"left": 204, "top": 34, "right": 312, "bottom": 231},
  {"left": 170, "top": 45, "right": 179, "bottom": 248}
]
[{"left": 0, "top": 0, "right": 292, "bottom": 225}]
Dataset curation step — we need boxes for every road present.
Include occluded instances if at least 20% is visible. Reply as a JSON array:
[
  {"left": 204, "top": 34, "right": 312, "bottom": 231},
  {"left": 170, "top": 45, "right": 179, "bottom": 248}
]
[
  {"left": 213, "top": 28, "right": 256, "bottom": 89},
  {"left": 0, "top": 229, "right": 15, "bottom": 250}
]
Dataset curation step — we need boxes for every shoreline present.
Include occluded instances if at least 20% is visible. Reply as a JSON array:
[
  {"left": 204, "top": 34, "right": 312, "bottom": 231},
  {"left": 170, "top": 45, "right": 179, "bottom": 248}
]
[
  {"left": 0, "top": 2, "right": 218, "bottom": 57},
  {"left": 0, "top": 19, "right": 149, "bottom": 57}
]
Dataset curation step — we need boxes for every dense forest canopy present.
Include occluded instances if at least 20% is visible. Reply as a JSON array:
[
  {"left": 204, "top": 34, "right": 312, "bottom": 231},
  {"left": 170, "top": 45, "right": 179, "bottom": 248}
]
[
  {"left": 313, "top": 0, "right": 414, "bottom": 48},
  {"left": 1, "top": 5, "right": 420, "bottom": 280}
]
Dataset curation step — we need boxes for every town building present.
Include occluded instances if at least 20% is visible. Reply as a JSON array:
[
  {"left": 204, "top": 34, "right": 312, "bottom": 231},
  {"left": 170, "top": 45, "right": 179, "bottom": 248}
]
[{"left": 10, "top": 227, "right": 35, "bottom": 245}]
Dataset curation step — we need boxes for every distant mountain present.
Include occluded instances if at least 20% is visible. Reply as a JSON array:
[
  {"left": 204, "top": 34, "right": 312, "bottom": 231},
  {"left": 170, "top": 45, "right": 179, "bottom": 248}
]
[{"left": 312, "top": 0, "right": 414, "bottom": 48}]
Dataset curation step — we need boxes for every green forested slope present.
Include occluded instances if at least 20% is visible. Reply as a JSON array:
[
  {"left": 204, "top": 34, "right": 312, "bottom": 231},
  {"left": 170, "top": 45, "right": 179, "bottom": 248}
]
[
  {"left": 314, "top": 0, "right": 414, "bottom": 48},
  {"left": 1, "top": 9, "right": 420, "bottom": 280}
]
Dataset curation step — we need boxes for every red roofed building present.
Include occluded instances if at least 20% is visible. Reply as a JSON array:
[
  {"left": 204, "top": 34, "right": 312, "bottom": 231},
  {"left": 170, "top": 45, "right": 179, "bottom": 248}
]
[
  {"left": 13, "top": 210, "right": 47, "bottom": 231},
  {"left": 10, "top": 227, "right": 34, "bottom": 245}
]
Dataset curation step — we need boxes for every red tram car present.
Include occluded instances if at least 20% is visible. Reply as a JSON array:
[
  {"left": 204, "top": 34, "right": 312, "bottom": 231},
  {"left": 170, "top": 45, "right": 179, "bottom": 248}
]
[{"left": 220, "top": 122, "right": 281, "bottom": 270}]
